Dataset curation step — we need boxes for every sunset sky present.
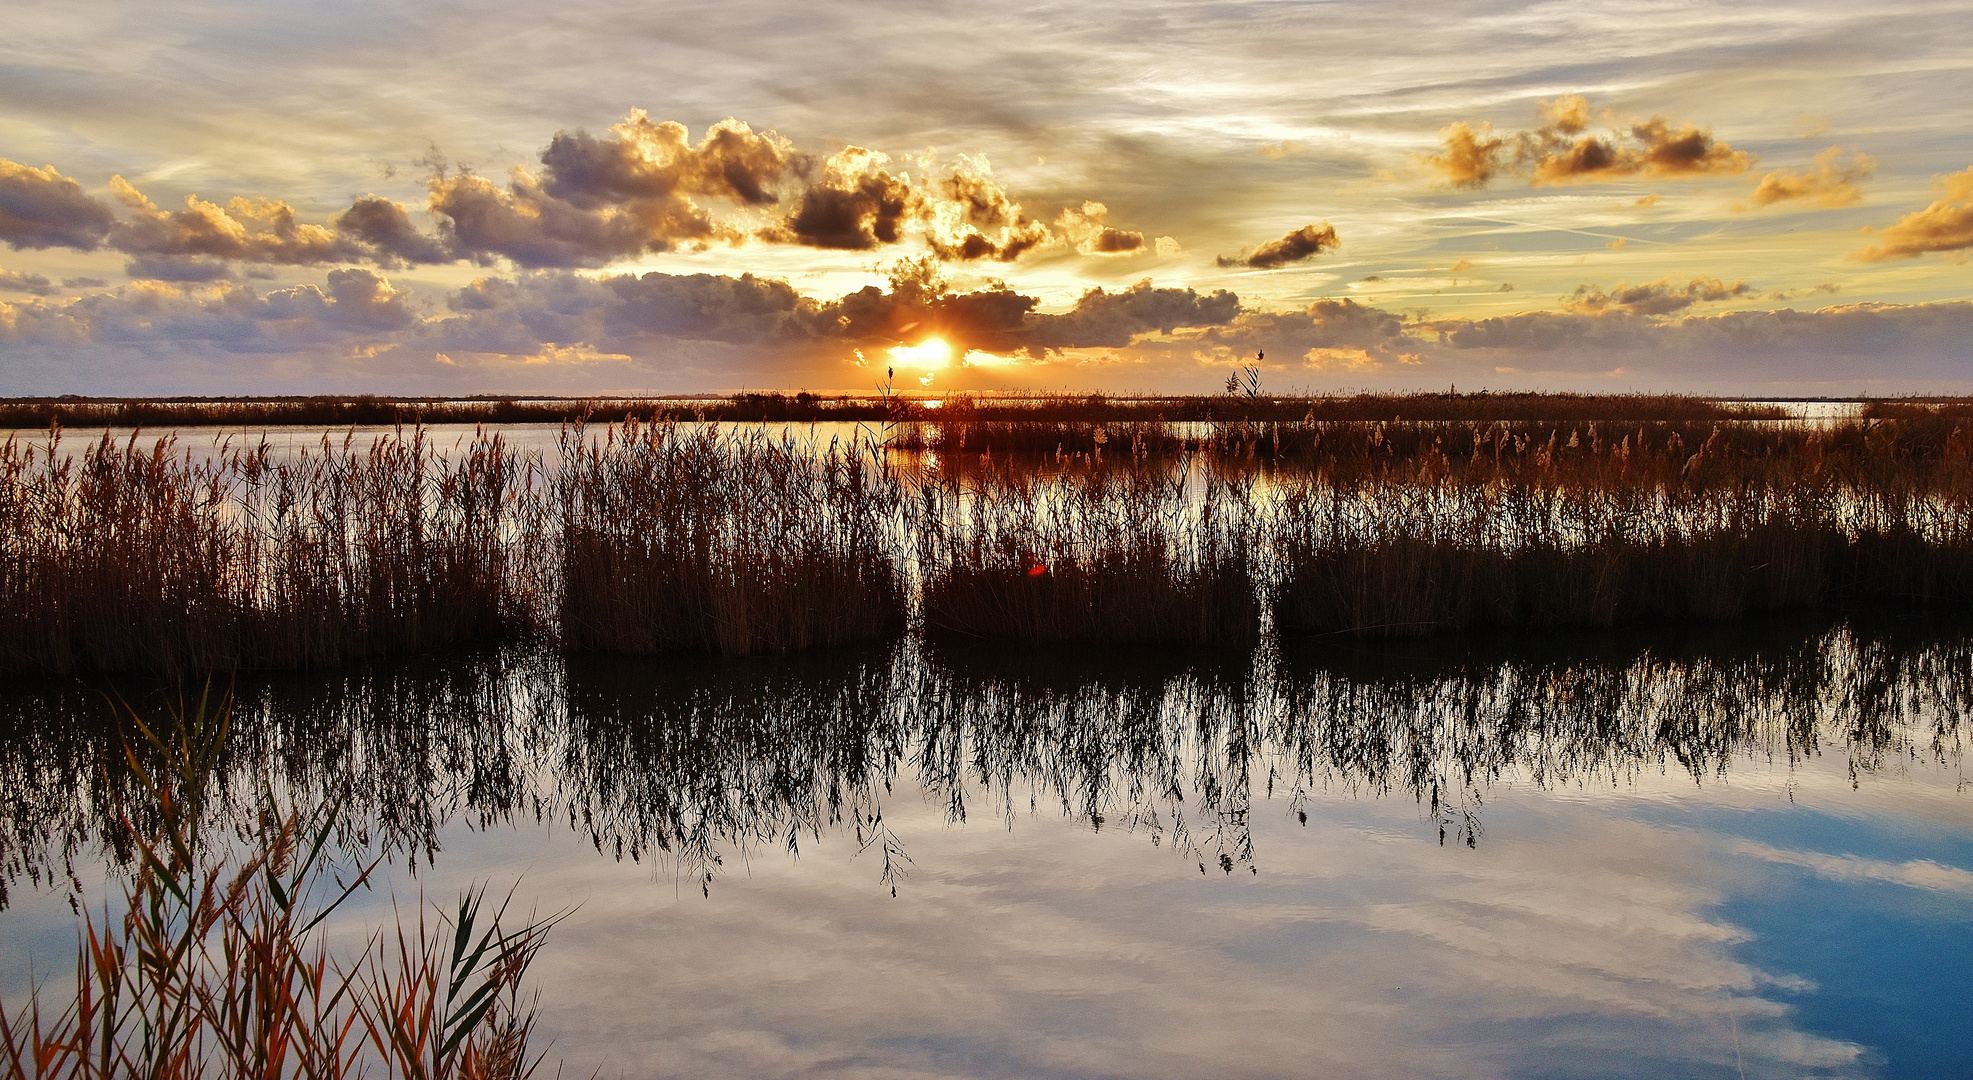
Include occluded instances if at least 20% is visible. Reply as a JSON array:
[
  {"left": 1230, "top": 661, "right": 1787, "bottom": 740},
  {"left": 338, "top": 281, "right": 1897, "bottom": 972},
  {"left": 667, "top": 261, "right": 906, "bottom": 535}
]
[{"left": 3, "top": 0, "right": 1971, "bottom": 396}]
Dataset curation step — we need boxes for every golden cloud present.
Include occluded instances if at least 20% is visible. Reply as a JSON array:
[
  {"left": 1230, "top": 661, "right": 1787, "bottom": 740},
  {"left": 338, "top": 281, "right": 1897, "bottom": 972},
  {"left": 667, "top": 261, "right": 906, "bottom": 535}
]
[
  {"left": 1216, "top": 223, "right": 1339, "bottom": 269},
  {"left": 1427, "top": 96, "right": 1750, "bottom": 189},
  {"left": 1563, "top": 276, "right": 1753, "bottom": 316},
  {"left": 1852, "top": 165, "right": 1973, "bottom": 262}
]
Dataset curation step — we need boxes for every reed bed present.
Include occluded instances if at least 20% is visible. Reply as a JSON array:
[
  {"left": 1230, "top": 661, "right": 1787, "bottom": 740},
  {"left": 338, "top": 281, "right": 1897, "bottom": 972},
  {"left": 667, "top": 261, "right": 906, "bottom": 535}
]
[
  {"left": 4, "top": 412, "right": 1973, "bottom": 675},
  {"left": 918, "top": 454, "right": 1259, "bottom": 645},
  {"left": 0, "top": 428, "right": 549, "bottom": 677},
  {"left": 1271, "top": 419, "right": 1973, "bottom": 635},
  {"left": 555, "top": 419, "right": 907, "bottom": 656}
]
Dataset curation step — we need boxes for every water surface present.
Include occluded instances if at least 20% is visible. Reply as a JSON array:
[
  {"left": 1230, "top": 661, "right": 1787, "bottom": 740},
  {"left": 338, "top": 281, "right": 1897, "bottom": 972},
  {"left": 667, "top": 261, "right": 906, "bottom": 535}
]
[{"left": 1, "top": 613, "right": 1968, "bottom": 1079}]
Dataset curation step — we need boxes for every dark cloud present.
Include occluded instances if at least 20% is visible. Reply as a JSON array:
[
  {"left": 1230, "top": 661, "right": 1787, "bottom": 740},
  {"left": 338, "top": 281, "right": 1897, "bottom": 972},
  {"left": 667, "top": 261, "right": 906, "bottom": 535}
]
[
  {"left": 602, "top": 271, "right": 812, "bottom": 343},
  {"left": 1563, "top": 277, "right": 1753, "bottom": 317},
  {"left": 10, "top": 270, "right": 1973, "bottom": 395},
  {"left": 1745, "top": 148, "right": 1874, "bottom": 210},
  {"left": 1054, "top": 202, "right": 1144, "bottom": 257},
  {"left": 0, "top": 268, "right": 56, "bottom": 296},
  {"left": 428, "top": 168, "right": 715, "bottom": 269},
  {"left": 1428, "top": 96, "right": 1751, "bottom": 189},
  {"left": 0, "top": 273, "right": 415, "bottom": 353},
  {"left": 336, "top": 196, "right": 451, "bottom": 265},
  {"left": 538, "top": 112, "right": 806, "bottom": 208},
  {"left": 4, "top": 118, "right": 1141, "bottom": 274},
  {"left": 427, "top": 113, "right": 818, "bottom": 267},
  {"left": 62, "top": 276, "right": 109, "bottom": 289},
  {"left": 0, "top": 160, "right": 118, "bottom": 251},
  {"left": 765, "top": 149, "right": 918, "bottom": 251},
  {"left": 124, "top": 255, "right": 235, "bottom": 282},
  {"left": 1216, "top": 223, "right": 1339, "bottom": 269},
  {"left": 425, "top": 263, "right": 1235, "bottom": 362},
  {"left": 1027, "top": 279, "right": 1239, "bottom": 349},
  {"left": 1853, "top": 165, "right": 1973, "bottom": 262}
]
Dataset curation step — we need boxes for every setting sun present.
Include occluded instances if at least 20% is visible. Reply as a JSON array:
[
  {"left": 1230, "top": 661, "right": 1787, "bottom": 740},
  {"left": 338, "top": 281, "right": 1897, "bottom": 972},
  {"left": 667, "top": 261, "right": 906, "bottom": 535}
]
[{"left": 886, "top": 337, "right": 953, "bottom": 369}]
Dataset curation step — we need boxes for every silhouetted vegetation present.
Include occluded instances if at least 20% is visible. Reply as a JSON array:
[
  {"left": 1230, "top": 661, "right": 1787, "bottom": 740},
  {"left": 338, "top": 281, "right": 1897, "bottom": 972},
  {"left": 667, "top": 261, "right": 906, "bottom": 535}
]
[
  {"left": 918, "top": 456, "right": 1259, "bottom": 644},
  {"left": 0, "top": 690, "right": 561, "bottom": 1079},
  {"left": 6, "top": 410, "right": 1973, "bottom": 675},
  {"left": 556, "top": 419, "right": 907, "bottom": 655}
]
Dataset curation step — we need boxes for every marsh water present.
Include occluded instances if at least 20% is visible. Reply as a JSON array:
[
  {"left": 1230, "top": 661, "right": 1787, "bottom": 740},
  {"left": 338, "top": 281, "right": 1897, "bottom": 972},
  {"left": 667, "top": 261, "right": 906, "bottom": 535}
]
[{"left": 2, "top": 609, "right": 1969, "bottom": 1079}]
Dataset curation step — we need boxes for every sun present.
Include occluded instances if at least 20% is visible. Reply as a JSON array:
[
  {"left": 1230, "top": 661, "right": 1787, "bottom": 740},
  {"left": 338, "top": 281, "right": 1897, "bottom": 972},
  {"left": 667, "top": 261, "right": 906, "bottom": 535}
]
[{"left": 887, "top": 337, "right": 953, "bottom": 370}]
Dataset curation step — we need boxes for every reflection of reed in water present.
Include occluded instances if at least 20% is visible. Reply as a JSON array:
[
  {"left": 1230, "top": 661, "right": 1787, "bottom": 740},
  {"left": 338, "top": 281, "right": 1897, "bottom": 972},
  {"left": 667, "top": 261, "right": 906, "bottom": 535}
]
[{"left": 1, "top": 616, "right": 1966, "bottom": 905}]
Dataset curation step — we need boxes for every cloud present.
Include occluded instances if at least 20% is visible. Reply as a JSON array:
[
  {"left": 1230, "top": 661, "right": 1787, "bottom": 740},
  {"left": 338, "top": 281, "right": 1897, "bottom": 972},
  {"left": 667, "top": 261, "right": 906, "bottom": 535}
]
[
  {"left": 0, "top": 268, "right": 56, "bottom": 296},
  {"left": 107, "top": 176, "right": 365, "bottom": 265},
  {"left": 1745, "top": 148, "right": 1875, "bottom": 209},
  {"left": 123, "top": 255, "right": 235, "bottom": 282},
  {"left": 1852, "top": 164, "right": 1973, "bottom": 261},
  {"left": 335, "top": 196, "right": 452, "bottom": 266},
  {"left": 1424, "top": 122, "right": 1505, "bottom": 188},
  {"left": 1026, "top": 279, "right": 1239, "bottom": 349},
  {"left": 0, "top": 160, "right": 118, "bottom": 251},
  {"left": 62, "top": 276, "right": 108, "bottom": 289},
  {"left": 5, "top": 118, "right": 1141, "bottom": 276},
  {"left": 538, "top": 112, "right": 806, "bottom": 209},
  {"left": 759, "top": 147, "right": 917, "bottom": 252},
  {"left": 1216, "top": 222, "right": 1339, "bottom": 269},
  {"left": 429, "top": 112, "right": 814, "bottom": 269},
  {"left": 0, "top": 271, "right": 415, "bottom": 353},
  {"left": 1428, "top": 96, "right": 1751, "bottom": 189},
  {"left": 10, "top": 272, "right": 1973, "bottom": 396},
  {"left": 1563, "top": 277, "right": 1753, "bottom": 317},
  {"left": 763, "top": 151, "right": 1056, "bottom": 262},
  {"left": 429, "top": 169, "right": 720, "bottom": 269},
  {"left": 1055, "top": 201, "right": 1144, "bottom": 256}
]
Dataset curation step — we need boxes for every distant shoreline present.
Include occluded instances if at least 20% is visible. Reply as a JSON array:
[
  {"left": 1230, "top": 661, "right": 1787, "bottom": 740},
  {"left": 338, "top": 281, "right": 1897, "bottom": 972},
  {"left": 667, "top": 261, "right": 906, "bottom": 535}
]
[{"left": 7, "top": 390, "right": 1947, "bottom": 429}]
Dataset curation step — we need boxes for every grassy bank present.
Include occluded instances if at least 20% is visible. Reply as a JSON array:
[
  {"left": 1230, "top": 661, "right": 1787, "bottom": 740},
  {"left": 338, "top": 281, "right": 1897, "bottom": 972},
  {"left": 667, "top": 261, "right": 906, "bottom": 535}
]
[{"left": 1271, "top": 419, "right": 1973, "bottom": 635}]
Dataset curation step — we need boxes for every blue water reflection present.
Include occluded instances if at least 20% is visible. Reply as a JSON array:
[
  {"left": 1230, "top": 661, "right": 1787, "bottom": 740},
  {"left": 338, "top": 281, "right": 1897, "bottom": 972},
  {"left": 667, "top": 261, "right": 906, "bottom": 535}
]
[{"left": 0, "top": 612, "right": 1967, "bottom": 1078}]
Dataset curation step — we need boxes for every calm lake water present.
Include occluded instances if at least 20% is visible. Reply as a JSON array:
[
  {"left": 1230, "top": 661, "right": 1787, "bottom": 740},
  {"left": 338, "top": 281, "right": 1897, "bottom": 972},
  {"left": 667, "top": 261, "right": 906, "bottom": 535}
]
[{"left": 1, "top": 611, "right": 1968, "bottom": 1079}]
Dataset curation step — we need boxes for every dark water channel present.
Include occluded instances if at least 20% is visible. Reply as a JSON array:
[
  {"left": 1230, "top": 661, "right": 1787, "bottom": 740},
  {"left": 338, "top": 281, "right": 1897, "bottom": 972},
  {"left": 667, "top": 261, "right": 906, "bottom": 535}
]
[{"left": 2, "top": 612, "right": 1969, "bottom": 1079}]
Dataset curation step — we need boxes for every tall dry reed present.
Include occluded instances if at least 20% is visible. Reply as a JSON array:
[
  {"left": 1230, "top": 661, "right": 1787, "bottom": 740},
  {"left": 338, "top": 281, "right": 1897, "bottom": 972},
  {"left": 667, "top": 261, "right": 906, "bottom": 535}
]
[
  {"left": 0, "top": 428, "right": 549, "bottom": 677},
  {"left": 556, "top": 419, "right": 907, "bottom": 655},
  {"left": 919, "top": 453, "right": 1259, "bottom": 645},
  {"left": 1270, "top": 419, "right": 1973, "bottom": 635}
]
